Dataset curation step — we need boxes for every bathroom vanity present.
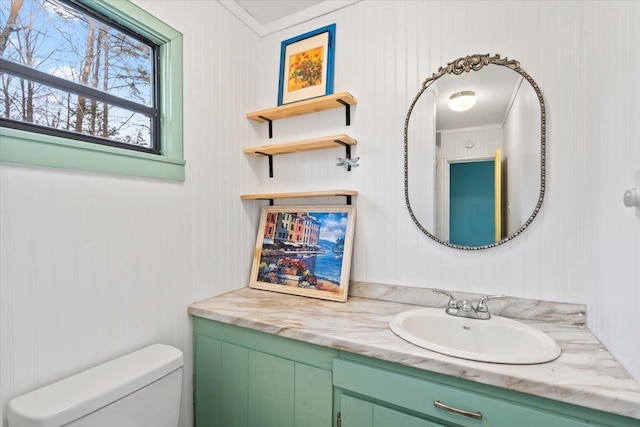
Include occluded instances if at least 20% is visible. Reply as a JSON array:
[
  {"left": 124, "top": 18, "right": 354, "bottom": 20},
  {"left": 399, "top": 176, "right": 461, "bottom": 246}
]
[{"left": 188, "top": 284, "right": 640, "bottom": 427}]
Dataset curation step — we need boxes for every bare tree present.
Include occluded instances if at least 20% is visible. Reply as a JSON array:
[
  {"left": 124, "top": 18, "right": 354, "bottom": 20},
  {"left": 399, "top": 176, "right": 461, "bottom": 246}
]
[
  {"left": 13, "top": 4, "right": 37, "bottom": 123},
  {"left": 101, "top": 27, "right": 110, "bottom": 137},
  {"left": 2, "top": 73, "right": 16, "bottom": 118},
  {"left": 89, "top": 25, "right": 104, "bottom": 135},
  {"left": 3, "top": 0, "right": 153, "bottom": 146},
  {"left": 0, "top": 0, "right": 24, "bottom": 56},
  {"left": 74, "top": 17, "right": 95, "bottom": 132}
]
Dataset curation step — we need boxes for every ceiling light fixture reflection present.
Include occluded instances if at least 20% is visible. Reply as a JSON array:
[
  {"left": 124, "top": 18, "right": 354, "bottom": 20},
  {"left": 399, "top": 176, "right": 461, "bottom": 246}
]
[{"left": 449, "top": 91, "right": 476, "bottom": 112}]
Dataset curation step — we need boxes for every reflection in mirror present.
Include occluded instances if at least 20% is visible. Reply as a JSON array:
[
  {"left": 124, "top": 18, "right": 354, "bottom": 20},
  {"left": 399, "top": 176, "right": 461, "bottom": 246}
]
[{"left": 404, "top": 54, "right": 545, "bottom": 250}]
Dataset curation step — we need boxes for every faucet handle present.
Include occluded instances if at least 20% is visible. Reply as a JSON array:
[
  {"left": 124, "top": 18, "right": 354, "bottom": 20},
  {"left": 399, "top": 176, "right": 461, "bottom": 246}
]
[
  {"left": 477, "top": 294, "right": 505, "bottom": 312},
  {"left": 432, "top": 288, "right": 458, "bottom": 309}
]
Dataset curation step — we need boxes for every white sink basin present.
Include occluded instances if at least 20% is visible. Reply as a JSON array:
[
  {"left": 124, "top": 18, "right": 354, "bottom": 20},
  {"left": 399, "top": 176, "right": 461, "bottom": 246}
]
[{"left": 389, "top": 307, "right": 561, "bottom": 364}]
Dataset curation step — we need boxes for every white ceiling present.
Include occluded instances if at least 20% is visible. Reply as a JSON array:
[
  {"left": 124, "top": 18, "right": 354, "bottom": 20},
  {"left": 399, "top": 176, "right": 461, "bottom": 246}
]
[
  {"left": 221, "top": 0, "right": 361, "bottom": 37},
  {"left": 433, "top": 65, "right": 523, "bottom": 132},
  {"left": 234, "top": 0, "right": 324, "bottom": 25}
]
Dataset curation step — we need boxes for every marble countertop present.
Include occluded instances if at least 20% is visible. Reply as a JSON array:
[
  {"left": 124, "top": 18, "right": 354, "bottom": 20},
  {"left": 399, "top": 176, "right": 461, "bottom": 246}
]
[{"left": 188, "top": 283, "right": 640, "bottom": 420}]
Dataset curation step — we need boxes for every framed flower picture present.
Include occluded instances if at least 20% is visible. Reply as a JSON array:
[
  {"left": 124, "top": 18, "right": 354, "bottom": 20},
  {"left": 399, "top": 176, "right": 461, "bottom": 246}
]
[
  {"left": 277, "top": 24, "right": 336, "bottom": 105},
  {"left": 249, "top": 205, "right": 356, "bottom": 302}
]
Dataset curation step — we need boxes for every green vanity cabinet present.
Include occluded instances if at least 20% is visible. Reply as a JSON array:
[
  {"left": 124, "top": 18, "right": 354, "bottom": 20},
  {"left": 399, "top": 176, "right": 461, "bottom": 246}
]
[
  {"left": 333, "top": 357, "right": 615, "bottom": 427},
  {"left": 193, "top": 317, "right": 337, "bottom": 427},
  {"left": 192, "top": 317, "right": 639, "bottom": 427},
  {"left": 340, "top": 394, "right": 446, "bottom": 427}
]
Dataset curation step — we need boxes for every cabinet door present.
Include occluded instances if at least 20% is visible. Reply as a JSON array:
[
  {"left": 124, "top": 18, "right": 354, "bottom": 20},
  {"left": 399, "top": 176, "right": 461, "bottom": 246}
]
[
  {"left": 294, "top": 361, "right": 333, "bottom": 426},
  {"left": 248, "top": 349, "right": 295, "bottom": 427},
  {"left": 194, "top": 339, "right": 251, "bottom": 427},
  {"left": 194, "top": 334, "right": 223, "bottom": 426},
  {"left": 195, "top": 335, "right": 332, "bottom": 427},
  {"left": 222, "top": 342, "right": 251, "bottom": 426},
  {"left": 340, "top": 394, "right": 445, "bottom": 427}
]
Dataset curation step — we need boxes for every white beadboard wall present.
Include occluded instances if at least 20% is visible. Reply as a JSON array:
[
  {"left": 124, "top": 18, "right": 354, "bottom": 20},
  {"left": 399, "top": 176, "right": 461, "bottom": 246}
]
[
  {"left": 581, "top": 1, "right": 640, "bottom": 385},
  {"left": 252, "top": 0, "right": 639, "bottom": 382},
  {"left": 1, "top": 2, "right": 639, "bottom": 427},
  {"left": 0, "top": 1, "right": 261, "bottom": 426},
  {"left": 439, "top": 127, "right": 503, "bottom": 159},
  {"left": 503, "top": 79, "right": 541, "bottom": 234}
]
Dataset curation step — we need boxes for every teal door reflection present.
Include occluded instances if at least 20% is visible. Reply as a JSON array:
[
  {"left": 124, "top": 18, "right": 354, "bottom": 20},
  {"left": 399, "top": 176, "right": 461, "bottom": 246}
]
[{"left": 449, "top": 161, "right": 494, "bottom": 246}]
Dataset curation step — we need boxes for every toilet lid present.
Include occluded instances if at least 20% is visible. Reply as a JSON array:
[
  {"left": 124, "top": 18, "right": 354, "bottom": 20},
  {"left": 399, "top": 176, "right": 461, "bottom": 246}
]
[{"left": 7, "top": 344, "right": 183, "bottom": 427}]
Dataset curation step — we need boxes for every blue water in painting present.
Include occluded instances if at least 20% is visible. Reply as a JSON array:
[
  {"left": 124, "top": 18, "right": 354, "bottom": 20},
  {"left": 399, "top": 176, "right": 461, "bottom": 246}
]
[{"left": 313, "top": 247, "right": 344, "bottom": 284}]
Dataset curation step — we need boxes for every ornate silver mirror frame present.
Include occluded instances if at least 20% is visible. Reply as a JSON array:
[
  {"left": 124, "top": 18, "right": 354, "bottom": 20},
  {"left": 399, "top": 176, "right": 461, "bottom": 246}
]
[{"left": 404, "top": 54, "right": 546, "bottom": 250}]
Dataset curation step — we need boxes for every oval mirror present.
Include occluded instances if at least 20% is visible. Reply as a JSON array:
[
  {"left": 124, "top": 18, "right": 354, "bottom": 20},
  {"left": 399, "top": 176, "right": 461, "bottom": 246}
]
[{"left": 404, "top": 54, "right": 545, "bottom": 250}]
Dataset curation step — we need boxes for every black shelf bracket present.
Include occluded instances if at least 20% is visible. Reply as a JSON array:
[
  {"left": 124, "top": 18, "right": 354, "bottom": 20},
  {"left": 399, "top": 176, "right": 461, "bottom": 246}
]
[
  {"left": 258, "top": 116, "right": 273, "bottom": 138},
  {"left": 336, "top": 99, "right": 351, "bottom": 126},
  {"left": 255, "top": 151, "right": 274, "bottom": 178},
  {"left": 268, "top": 199, "right": 274, "bottom": 206},
  {"left": 345, "top": 195, "right": 352, "bottom": 205}
]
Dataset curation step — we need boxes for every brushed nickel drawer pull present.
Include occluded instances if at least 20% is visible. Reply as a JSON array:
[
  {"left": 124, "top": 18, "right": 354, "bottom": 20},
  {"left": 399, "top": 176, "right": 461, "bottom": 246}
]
[{"left": 434, "top": 400, "right": 483, "bottom": 420}]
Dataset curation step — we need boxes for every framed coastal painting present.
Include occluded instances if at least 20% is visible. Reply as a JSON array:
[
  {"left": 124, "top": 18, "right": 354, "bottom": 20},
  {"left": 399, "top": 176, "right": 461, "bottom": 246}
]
[
  {"left": 249, "top": 205, "right": 356, "bottom": 302},
  {"left": 277, "top": 24, "right": 336, "bottom": 105}
]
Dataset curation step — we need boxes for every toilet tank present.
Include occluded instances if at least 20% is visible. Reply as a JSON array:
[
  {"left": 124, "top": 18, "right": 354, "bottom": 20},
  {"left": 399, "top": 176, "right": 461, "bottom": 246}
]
[{"left": 8, "top": 344, "right": 183, "bottom": 427}]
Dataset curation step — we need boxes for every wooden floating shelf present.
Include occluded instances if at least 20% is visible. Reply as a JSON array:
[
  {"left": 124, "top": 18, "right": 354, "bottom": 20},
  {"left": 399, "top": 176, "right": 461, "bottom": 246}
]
[
  {"left": 246, "top": 92, "right": 357, "bottom": 122},
  {"left": 244, "top": 134, "right": 356, "bottom": 157},
  {"left": 241, "top": 190, "right": 357, "bottom": 201}
]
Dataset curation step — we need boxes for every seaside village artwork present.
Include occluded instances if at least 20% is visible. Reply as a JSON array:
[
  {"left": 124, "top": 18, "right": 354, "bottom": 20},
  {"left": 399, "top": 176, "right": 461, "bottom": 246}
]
[{"left": 250, "top": 206, "right": 355, "bottom": 301}]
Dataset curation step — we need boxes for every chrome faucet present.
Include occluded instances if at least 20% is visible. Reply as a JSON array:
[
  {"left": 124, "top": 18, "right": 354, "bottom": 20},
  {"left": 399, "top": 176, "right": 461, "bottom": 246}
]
[{"left": 433, "top": 289, "right": 504, "bottom": 320}]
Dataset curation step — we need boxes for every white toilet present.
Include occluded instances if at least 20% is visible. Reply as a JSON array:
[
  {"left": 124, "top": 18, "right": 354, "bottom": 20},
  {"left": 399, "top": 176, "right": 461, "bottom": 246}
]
[{"left": 7, "top": 344, "right": 183, "bottom": 427}]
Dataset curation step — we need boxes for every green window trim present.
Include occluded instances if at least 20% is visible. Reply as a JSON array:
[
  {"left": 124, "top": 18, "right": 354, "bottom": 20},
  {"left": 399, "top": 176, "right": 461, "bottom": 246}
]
[{"left": 0, "top": 0, "right": 185, "bottom": 182}]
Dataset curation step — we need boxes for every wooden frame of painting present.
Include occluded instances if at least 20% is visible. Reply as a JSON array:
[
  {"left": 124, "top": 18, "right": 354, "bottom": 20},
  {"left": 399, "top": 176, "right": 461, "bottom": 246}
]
[
  {"left": 249, "top": 205, "right": 356, "bottom": 302},
  {"left": 277, "top": 24, "right": 336, "bottom": 105}
]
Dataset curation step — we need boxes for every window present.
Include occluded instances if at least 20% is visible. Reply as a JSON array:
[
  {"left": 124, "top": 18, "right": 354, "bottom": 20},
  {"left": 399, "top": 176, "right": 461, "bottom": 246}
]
[
  {"left": 0, "top": 0, "right": 184, "bottom": 181},
  {"left": 1, "top": 0, "right": 158, "bottom": 152}
]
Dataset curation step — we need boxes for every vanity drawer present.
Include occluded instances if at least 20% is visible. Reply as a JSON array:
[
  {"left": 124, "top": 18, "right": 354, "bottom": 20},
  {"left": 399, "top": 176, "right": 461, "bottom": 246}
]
[{"left": 333, "top": 358, "right": 601, "bottom": 427}]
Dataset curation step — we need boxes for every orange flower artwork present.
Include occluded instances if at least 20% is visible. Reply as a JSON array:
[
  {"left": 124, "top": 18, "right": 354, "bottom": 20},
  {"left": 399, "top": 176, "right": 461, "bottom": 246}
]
[{"left": 287, "top": 47, "right": 324, "bottom": 92}]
